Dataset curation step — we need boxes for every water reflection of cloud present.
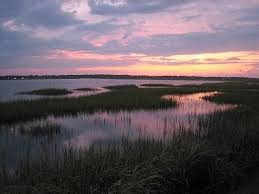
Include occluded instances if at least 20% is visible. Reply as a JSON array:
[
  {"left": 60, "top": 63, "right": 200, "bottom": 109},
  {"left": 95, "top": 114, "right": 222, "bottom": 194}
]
[{"left": 50, "top": 92, "right": 235, "bottom": 148}]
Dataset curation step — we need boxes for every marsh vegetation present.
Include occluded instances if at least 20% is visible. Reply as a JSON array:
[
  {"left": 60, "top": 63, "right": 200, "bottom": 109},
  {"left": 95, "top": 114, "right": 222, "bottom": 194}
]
[{"left": 1, "top": 81, "right": 259, "bottom": 193}]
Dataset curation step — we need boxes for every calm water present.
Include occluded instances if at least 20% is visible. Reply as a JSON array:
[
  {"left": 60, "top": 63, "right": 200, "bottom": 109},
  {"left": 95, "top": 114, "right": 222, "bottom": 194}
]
[
  {"left": 0, "top": 91, "right": 235, "bottom": 169},
  {"left": 51, "top": 92, "right": 234, "bottom": 148},
  {"left": 0, "top": 78, "right": 221, "bottom": 102}
]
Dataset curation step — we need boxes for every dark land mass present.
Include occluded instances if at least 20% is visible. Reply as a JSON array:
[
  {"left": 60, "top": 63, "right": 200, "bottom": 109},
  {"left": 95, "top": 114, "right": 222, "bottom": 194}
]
[{"left": 0, "top": 74, "right": 259, "bottom": 82}]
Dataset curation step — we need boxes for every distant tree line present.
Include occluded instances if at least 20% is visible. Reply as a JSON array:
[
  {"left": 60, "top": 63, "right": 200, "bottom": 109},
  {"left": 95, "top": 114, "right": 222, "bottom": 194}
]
[{"left": 0, "top": 74, "right": 258, "bottom": 82}]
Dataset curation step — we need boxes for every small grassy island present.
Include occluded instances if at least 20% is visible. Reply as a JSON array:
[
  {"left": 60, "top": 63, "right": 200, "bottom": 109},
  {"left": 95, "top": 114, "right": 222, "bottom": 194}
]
[
  {"left": 140, "top": 84, "right": 174, "bottom": 87},
  {"left": 104, "top": 84, "right": 139, "bottom": 90},
  {"left": 74, "top": 87, "right": 98, "bottom": 91},
  {"left": 18, "top": 88, "right": 73, "bottom": 96}
]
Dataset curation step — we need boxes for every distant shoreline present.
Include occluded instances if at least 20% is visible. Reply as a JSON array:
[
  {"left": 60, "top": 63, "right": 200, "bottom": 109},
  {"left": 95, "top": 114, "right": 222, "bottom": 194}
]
[{"left": 0, "top": 74, "right": 258, "bottom": 82}]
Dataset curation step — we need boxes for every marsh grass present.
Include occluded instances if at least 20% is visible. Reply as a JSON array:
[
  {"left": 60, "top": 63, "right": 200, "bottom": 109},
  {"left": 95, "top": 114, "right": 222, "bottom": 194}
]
[
  {"left": 0, "top": 86, "right": 186, "bottom": 124},
  {"left": 1, "top": 82, "right": 259, "bottom": 193},
  {"left": 18, "top": 88, "right": 72, "bottom": 96},
  {"left": 0, "top": 85, "right": 222, "bottom": 124},
  {"left": 1, "top": 106, "right": 259, "bottom": 194},
  {"left": 1, "top": 82, "right": 257, "bottom": 124}
]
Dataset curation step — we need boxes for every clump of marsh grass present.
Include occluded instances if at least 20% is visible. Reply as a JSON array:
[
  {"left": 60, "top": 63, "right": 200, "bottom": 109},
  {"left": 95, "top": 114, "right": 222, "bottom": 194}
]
[{"left": 18, "top": 88, "right": 72, "bottom": 96}]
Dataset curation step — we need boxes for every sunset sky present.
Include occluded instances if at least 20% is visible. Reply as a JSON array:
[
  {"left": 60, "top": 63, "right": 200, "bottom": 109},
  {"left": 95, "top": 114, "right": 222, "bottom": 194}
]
[{"left": 1, "top": 0, "right": 259, "bottom": 77}]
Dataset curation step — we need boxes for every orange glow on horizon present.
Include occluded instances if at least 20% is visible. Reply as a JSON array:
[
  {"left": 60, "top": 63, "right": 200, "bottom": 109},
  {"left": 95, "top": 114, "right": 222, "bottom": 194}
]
[
  {"left": 47, "top": 50, "right": 259, "bottom": 76},
  {"left": 139, "top": 51, "right": 259, "bottom": 64},
  {"left": 76, "top": 63, "right": 253, "bottom": 76}
]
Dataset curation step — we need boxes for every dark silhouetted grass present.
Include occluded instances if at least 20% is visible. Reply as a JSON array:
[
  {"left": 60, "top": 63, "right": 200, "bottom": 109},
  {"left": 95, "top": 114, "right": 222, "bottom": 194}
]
[{"left": 1, "top": 106, "right": 259, "bottom": 193}]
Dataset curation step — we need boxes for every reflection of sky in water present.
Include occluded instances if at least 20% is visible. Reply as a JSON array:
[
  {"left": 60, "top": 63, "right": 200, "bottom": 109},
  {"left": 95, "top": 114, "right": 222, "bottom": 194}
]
[
  {"left": 0, "top": 92, "right": 235, "bottom": 169},
  {"left": 47, "top": 92, "right": 234, "bottom": 148}
]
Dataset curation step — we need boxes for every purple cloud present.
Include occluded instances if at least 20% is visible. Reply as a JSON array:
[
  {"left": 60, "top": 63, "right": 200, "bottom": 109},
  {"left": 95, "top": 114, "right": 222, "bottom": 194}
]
[{"left": 0, "top": 0, "right": 259, "bottom": 76}]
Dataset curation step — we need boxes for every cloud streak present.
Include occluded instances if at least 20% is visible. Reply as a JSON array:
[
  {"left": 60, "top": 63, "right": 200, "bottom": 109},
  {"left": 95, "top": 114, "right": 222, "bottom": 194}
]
[{"left": 88, "top": 0, "right": 192, "bottom": 15}]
